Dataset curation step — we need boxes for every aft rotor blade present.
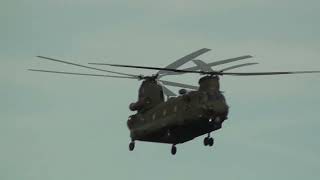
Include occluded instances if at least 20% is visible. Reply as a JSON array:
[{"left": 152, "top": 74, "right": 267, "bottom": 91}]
[
  {"left": 36, "top": 56, "right": 138, "bottom": 78},
  {"left": 159, "top": 80, "right": 198, "bottom": 90},
  {"left": 164, "top": 55, "right": 253, "bottom": 75},
  {"left": 28, "top": 69, "right": 138, "bottom": 79},
  {"left": 221, "top": 71, "right": 320, "bottom": 76},
  {"left": 161, "top": 85, "right": 177, "bottom": 97},
  {"left": 158, "top": 48, "right": 211, "bottom": 74},
  {"left": 192, "top": 60, "right": 214, "bottom": 72},
  {"left": 84, "top": 62, "right": 320, "bottom": 77},
  {"left": 207, "top": 55, "right": 252, "bottom": 67},
  {"left": 89, "top": 63, "right": 211, "bottom": 74},
  {"left": 219, "top": 63, "right": 259, "bottom": 72}
]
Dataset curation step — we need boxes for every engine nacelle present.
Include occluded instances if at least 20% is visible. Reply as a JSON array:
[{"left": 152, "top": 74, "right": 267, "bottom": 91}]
[
  {"left": 179, "top": 89, "right": 187, "bottom": 95},
  {"left": 129, "top": 103, "right": 139, "bottom": 111},
  {"left": 129, "top": 100, "right": 145, "bottom": 111}
]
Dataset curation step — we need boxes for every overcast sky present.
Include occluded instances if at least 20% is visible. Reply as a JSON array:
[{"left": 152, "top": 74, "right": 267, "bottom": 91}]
[{"left": 1, "top": 1, "right": 320, "bottom": 180}]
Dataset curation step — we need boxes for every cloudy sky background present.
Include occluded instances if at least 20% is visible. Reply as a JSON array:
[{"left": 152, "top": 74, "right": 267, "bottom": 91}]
[{"left": 1, "top": 1, "right": 320, "bottom": 180}]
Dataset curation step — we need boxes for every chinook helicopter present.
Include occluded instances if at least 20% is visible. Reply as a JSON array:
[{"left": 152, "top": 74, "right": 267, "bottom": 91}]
[{"left": 29, "top": 48, "right": 320, "bottom": 155}]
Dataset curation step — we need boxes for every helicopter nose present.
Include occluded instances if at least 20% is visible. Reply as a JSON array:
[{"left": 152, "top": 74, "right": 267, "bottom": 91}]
[{"left": 205, "top": 102, "right": 229, "bottom": 116}]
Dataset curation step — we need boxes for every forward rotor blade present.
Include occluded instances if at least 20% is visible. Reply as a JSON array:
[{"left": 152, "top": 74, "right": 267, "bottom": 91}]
[
  {"left": 158, "top": 48, "right": 211, "bottom": 74},
  {"left": 28, "top": 69, "right": 138, "bottom": 79},
  {"left": 159, "top": 80, "right": 198, "bottom": 90},
  {"left": 219, "top": 63, "right": 259, "bottom": 72},
  {"left": 192, "top": 60, "right": 214, "bottom": 72},
  {"left": 221, "top": 71, "right": 320, "bottom": 76},
  {"left": 163, "top": 55, "right": 253, "bottom": 75},
  {"left": 36, "top": 56, "right": 138, "bottom": 78},
  {"left": 161, "top": 85, "right": 177, "bottom": 97}
]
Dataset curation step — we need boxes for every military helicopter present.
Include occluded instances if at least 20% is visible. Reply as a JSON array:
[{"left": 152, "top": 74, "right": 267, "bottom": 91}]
[{"left": 29, "top": 48, "right": 320, "bottom": 155}]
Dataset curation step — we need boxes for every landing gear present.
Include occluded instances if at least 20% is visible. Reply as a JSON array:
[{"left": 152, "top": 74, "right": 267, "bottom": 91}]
[
  {"left": 171, "top": 145, "right": 177, "bottom": 155},
  {"left": 129, "top": 141, "right": 135, "bottom": 151},
  {"left": 208, "top": 137, "right": 214, "bottom": 146},
  {"left": 203, "top": 137, "right": 208, "bottom": 146},
  {"left": 203, "top": 134, "right": 214, "bottom": 147}
]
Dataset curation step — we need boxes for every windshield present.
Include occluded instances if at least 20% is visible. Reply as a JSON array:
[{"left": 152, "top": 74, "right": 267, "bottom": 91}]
[{"left": 207, "top": 92, "right": 225, "bottom": 102}]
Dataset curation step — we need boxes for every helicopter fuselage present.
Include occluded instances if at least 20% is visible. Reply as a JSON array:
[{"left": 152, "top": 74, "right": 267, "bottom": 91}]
[{"left": 127, "top": 88, "right": 229, "bottom": 144}]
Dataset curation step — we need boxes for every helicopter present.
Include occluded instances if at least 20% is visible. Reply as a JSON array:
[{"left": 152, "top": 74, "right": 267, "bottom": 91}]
[{"left": 29, "top": 48, "right": 320, "bottom": 155}]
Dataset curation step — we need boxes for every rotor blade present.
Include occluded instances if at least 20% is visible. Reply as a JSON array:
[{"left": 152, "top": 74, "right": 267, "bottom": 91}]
[
  {"left": 192, "top": 60, "right": 214, "bottom": 72},
  {"left": 219, "top": 63, "right": 259, "bottom": 72},
  {"left": 161, "top": 85, "right": 177, "bottom": 97},
  {"left": 36, "top": 56, "right": 138, "bottom": 78},
  {"left": 163, "top": 55, "right": 253, "bottom": 75},
  {"left": 158, "top": 48, "right": 211, "bottom": 74},
  {"left": 159, "top": 80, "right": 198, "bottom": 90},
  {"left": 83, "top": 62, "right": 320, "bottom": 77},
  {"left": 221, "top": 71, "right": 320, "bottom": 76},
  {"left": 28, "top": 69, "right": 138, "bottom": 79},
  {"left": 89, "top": 63, "right": 210, "bottom": 74},
  {"left": 88, "top": 55, "right": 252, "bottom": 75},
  {"left": 202, "top": 55, "right": 253, "bottom": 68}
]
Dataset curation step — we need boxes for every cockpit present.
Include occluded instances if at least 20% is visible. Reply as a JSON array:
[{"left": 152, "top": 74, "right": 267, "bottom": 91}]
[{"left": 207, "top": 91, "right": 226, "bottom": 102}]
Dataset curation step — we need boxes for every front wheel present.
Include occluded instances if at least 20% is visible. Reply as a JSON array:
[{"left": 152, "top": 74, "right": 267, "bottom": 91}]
[
  {"left": 208, "top": 138, "right": 214, "bottom": 147},
  {"left": 203, "top": 137, "right": 209, "bottom": 146},
  {"left": 171, "top": 145, "right": 177, "bottom": 155},
  {"left": 129, "top": 142, "right": 135, "bottom": 151}
]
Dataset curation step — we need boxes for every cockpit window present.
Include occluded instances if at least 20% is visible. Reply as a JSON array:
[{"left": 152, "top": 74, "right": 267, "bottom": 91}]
[
  {"left": 207, "top": 92, "right": 225, "bottom": 101},
  {"left": 198, "top": 93, "right": 208, "bottom": 103},
  {"left": 208, "top": 94, "right": 216, "bottom": 101}
]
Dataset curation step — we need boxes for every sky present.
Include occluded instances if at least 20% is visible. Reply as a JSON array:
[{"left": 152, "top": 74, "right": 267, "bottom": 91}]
[{"left": 1, "top": 0, "right": 320, "bottom": 180}]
